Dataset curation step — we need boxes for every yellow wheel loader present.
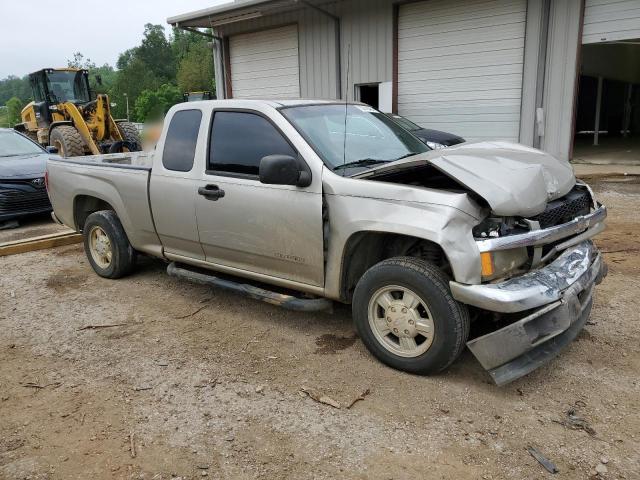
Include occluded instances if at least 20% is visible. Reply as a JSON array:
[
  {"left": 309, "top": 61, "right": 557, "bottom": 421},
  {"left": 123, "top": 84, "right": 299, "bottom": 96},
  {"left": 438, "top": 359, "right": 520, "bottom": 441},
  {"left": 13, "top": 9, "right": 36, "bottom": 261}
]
[{"left": 14, "top": 68, "right": 141, "bottom": 157}]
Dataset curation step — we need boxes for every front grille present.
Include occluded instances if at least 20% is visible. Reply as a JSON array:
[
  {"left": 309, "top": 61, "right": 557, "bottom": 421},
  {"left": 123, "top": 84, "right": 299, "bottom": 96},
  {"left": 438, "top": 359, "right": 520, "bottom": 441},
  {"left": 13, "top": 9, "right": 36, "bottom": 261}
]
[
  {"left": 0, "top": 187, "right": 51, "bottom": 215},
  {"left": 531, "top": 187, "right": 591, "bottom": 229}
]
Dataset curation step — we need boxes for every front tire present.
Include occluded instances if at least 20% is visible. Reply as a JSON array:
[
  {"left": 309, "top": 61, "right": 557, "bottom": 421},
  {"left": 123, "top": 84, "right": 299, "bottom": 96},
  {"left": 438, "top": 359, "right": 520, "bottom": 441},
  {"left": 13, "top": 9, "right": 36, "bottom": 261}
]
[
  {"left": 83, "top": 211, "right": 136, "bottom": 279},
  {"left": 352, "top": 257, "right": 470, "bottom": 375},
  {"left": 49, "top": 126, "right": 85, "bottom": 157}
]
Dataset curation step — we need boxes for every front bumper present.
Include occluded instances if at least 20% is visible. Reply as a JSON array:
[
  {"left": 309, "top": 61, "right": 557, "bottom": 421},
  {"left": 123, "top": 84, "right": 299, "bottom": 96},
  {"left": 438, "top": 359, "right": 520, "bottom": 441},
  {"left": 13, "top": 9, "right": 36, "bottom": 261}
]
[{"left": 450, "top": 241, "right": 607, "bottom": 385}]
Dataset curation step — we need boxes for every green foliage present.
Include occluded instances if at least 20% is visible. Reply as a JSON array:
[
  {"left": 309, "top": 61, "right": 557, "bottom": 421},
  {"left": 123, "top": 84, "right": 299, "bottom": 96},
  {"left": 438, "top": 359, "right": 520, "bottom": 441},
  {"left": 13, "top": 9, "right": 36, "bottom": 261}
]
[
  {"left": 134, "top": 83, "right": 182, "bottom": 122},
  {"left": 177, "top": 40, "right": 215, "bottom": 93},
  {"left": 6, "top": 97, "right": 24, "bottom": 126},
  {"left": 0, "top": 107, "right": 9, "bottom": 128},
  {"left": 0, "top": 75, "right": 31, "bottom": 106}
]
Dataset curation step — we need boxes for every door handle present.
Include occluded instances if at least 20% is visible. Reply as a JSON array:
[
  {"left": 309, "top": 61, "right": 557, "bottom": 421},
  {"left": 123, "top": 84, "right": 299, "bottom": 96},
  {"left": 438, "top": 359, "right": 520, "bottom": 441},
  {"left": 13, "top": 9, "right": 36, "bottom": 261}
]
[{"left": 198, "top": 184, "right": 226, "bottom": 201}]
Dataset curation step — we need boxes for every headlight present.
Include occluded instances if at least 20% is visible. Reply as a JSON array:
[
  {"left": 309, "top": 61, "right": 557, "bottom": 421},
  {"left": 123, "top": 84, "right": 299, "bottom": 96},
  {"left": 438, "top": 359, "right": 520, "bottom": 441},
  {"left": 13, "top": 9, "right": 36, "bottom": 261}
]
[
  {"left": 426, "top": 141, "right": 446, "bottom": 150},
  {"left": 480, "top": 248, "right": 528, "bottom": 281}
]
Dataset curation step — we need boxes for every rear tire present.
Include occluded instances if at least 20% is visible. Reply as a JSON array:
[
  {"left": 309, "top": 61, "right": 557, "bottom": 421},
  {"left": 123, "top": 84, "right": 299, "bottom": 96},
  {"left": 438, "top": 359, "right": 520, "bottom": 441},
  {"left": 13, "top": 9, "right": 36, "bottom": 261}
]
[
  {"left": 115, "top": 121, "right": 142, "bottom": 151},
  {"left": 352, "top": 257, "right": 470, "bottom": 375},
  {"left": 49, "top": 126, "right": 85, "bottom": 157},
  {"left": 83, "top": 210, "right": 136, "bottom": 279}
]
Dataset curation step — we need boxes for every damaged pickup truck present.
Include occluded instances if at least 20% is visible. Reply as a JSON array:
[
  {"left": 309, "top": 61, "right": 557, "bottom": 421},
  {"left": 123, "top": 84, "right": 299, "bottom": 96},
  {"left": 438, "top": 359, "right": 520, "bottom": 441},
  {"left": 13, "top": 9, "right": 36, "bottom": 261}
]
[{"left": 46, "top": 100, "right": 607, "bottom": 385}]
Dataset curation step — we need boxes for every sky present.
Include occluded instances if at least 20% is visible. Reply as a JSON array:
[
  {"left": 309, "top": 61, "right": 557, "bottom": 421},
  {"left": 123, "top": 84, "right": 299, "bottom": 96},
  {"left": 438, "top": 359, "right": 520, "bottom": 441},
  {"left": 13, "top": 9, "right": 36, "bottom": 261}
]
[{"left": 0, "top": 0, "right": 230, "bottom": 79}]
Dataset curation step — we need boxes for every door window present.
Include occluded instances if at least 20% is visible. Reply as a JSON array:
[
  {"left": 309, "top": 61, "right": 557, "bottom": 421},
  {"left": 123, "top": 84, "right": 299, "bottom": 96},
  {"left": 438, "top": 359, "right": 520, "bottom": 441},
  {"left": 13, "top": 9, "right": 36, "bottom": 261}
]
[
  {"left": 208, "top": 111, "right": 296, "bottom": 176},
  {"left": 162, "top": 109, "right": 202, "bottom": 172}
]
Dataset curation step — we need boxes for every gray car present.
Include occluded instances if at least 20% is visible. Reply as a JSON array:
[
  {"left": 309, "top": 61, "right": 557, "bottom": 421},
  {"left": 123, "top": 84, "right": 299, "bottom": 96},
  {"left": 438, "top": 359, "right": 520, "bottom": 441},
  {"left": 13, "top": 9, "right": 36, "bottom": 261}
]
[
  {"left": 46, "top": 100, "right": 607, "bottom": 385},
  {"left": 0, "top": 129, "right": 54, "bottom": 223}
]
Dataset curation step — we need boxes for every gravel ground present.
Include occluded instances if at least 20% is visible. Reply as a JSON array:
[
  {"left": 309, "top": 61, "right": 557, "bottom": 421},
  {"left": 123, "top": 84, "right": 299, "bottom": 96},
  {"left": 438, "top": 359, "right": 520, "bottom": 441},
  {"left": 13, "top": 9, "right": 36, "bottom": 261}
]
[{"left": 0, "top": 175, "right": 638, "bottom": 480}]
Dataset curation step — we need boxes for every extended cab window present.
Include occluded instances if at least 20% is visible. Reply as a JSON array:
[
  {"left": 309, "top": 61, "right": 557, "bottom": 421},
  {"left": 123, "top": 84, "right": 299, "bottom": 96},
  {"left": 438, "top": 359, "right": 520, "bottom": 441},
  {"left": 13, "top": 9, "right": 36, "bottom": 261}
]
[
  {"left": 162, "top": 109, "right": 202, "bottom": 172},
  {"left": 209, "top": 111, "right": 296, "bottom": 176}
]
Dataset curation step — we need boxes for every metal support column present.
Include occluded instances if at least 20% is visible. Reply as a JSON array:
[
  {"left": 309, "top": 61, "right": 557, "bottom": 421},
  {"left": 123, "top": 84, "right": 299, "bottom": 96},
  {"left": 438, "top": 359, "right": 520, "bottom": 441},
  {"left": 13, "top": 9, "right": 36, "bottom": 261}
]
[{"left": 594, "top": 76, "right": 603, "bottom": 146}]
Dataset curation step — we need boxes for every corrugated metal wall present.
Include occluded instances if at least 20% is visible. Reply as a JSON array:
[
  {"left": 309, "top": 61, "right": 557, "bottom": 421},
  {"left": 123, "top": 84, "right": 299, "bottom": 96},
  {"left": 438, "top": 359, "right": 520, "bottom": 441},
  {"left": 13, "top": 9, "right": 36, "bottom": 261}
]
[
  {"left": 583, "top": 0, "right": 640, "bottom": 44},
  {"left": 339, "top": 0, "right": 395, "bottom": 98}
]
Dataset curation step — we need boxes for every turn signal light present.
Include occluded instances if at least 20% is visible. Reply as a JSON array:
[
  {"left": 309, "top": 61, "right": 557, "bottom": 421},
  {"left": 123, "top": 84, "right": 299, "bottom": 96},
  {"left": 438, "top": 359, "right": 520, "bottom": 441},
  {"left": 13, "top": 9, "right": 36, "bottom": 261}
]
[{"left": 480, "top": 252, "right": 495, "bottom": 277}]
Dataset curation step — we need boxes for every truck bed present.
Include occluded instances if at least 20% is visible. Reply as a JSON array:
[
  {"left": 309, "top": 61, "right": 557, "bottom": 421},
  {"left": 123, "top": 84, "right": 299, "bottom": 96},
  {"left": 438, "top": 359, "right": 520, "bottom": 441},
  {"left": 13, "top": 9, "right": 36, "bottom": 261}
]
[
  {"left": 49, "top": 151, "right": 154, "bottom": 170},
  {"left": 46, "top": 151, "right": 161, "bottom": 257}
]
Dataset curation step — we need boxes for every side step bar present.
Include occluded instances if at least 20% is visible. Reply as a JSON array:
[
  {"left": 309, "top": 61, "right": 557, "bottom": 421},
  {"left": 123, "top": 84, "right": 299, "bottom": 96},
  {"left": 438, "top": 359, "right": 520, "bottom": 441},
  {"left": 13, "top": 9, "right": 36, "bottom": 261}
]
[{"left": 167, "top": 263, "right": 333, "bottom": 312}]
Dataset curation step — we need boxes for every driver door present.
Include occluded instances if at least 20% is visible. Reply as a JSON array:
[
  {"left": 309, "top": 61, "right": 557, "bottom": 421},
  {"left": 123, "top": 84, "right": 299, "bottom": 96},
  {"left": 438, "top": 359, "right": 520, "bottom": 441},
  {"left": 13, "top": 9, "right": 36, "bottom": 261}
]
[{"left": 194, "top": 109, "right": 324, "bottom": 287}]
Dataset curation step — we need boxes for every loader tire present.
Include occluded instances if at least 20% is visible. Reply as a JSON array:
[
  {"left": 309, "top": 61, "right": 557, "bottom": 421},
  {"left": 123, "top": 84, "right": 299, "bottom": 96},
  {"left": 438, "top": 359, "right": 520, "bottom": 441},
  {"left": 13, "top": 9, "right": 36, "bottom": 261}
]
[
  {"left": 115, "top": 121, "right": 142, "bottom": 151},
  {"left": 49, "top": 126, "right": 85, "bottom": 157},
  {"left": 83, "top": 210, "right": 136, "bottom": 279}
]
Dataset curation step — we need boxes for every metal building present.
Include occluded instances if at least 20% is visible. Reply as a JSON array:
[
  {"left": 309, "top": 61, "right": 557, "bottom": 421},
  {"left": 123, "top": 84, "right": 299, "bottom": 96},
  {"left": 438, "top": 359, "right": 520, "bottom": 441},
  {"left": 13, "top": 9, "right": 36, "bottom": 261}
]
[{"left": 168, "top": 0, "right": 640, "bottom": 162}]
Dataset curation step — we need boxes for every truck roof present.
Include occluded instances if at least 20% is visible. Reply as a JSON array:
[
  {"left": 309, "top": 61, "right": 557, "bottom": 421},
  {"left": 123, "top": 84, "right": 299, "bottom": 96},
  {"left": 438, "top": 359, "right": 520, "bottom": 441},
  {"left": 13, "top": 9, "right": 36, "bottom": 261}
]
[{"left": 174, "top": 99, "right": 365, "bottom": 109}]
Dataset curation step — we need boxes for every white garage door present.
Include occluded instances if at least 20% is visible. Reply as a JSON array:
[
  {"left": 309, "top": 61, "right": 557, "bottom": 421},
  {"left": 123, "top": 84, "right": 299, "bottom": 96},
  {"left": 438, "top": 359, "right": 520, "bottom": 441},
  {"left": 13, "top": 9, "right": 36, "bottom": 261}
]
[
  {"left": 229, "top": 25, "right": 300, "bottom": 99},
  {"left": 397, "top": 0, "right": 527, "bottom": 142},
  {"left": 583, "top": 0, "right": 640, "bottom": 44}
]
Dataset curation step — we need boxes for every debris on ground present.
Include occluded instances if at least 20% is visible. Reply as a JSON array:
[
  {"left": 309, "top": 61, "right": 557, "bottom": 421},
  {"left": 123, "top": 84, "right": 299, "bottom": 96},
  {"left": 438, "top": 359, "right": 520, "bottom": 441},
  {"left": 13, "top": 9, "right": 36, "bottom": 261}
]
[
  {"left": 129, "top": 432, "right": 136, "bottom": 458},
  {"left": 595, "top": 462, "right": 608, "bottom": 474},
  {"left": 77, "top": 323, "right": 128, "bottom": 331},
  {"left": 347, "top": 389, "right": 371, "bottom": 409},
  {"left": 300, "top": 387, "right": 341, "bottom": 409},
  {"left": 21, "top": 382, "right": 61, "bottom": 390},
  {"left": 552, "top": 407, "right": 597, "bottom": 436},
  {"left": 527, "top": 446, "right": 559, "bottom": 474},
  {"left": 173, "top": 305, "right": 209, "bottom": 319}
]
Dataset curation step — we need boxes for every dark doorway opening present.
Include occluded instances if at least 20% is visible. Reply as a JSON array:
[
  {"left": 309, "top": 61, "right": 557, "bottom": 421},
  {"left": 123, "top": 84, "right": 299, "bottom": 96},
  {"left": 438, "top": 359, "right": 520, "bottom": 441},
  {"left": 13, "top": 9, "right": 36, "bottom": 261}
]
[
  {"left": 357, "top": 84, "right": 379, "bottom": 109},
  {"left": 573, "top": 41, "right": 640, "bottom": 164}
]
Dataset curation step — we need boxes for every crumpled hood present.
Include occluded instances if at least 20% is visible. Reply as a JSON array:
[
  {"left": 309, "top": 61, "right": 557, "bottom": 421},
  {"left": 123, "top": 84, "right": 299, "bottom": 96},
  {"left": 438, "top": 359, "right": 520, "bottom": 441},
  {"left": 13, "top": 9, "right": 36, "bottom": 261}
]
[
  {"left": 357, "top": 141, "right": 576, "bottom": 217},
  {"left": 0, "top": 153, "right": 48, "bottom": 179}
]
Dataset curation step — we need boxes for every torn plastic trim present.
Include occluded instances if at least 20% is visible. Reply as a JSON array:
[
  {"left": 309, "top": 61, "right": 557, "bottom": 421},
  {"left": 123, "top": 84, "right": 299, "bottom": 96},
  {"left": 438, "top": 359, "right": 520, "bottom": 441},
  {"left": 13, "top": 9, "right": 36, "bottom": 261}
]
[
  {"left": 474, "top": 205, "right": 606, "bottom": 253},
  {"left": 479, "top": 296, "right": 594, "bottom": 386},
  {"left": 450, "top": 241, "right": 602, "bottom": 313}
]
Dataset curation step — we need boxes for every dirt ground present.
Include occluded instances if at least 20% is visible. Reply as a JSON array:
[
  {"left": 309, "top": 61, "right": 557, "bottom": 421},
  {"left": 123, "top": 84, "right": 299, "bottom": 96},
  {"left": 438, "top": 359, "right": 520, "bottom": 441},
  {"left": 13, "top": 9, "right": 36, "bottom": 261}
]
[{"left": 1, "top": 176, "right": 638, "bottom": 480}]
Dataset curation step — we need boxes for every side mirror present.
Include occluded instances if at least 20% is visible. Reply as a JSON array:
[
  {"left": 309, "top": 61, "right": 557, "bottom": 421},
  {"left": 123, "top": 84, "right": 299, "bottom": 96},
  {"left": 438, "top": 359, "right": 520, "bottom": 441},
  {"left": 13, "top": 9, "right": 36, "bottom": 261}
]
[
  {"left": 95, "top": 74, "right": 103, "bottom": 86},
  {"left": 259, "top": 155, "right": 311, "bottom": 187},
  {"left": 46, "top": 145, "right": 58, "bottom": 154}
]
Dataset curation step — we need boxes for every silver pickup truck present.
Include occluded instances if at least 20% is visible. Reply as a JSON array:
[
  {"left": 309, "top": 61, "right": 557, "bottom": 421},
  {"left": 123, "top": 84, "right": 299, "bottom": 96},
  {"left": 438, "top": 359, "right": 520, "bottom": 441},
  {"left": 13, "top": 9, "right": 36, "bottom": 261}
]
[{"left": 47, "top": 100, "right": 607, "bottom": 385}]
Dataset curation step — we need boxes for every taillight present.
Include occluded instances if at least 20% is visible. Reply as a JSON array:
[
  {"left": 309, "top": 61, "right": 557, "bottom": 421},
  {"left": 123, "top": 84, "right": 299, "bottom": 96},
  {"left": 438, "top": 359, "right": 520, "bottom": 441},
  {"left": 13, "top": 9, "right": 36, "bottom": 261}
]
[{"left": 44, "top": 171, "right": 49, "bottom": 191}]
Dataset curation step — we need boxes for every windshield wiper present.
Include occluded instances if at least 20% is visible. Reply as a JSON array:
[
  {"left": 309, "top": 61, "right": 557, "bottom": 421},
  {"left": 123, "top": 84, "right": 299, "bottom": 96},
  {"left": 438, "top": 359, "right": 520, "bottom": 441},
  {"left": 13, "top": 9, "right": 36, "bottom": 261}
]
[
  {"left": 394, "top": 152, "right": 422, "bottom": 161},
  {"left": 333, "top": 158, "right": 388, "bottom": 171}
]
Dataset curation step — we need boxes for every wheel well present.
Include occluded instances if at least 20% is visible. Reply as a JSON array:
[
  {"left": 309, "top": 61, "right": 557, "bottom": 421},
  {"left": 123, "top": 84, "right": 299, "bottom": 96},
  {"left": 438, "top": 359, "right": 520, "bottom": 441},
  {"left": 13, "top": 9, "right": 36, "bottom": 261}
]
[
  {"left": 74, "top": 195, "right": 114, "bottom": 231},
  {"left": 340, "top": 232, "right": 449, "bottom": 302}
]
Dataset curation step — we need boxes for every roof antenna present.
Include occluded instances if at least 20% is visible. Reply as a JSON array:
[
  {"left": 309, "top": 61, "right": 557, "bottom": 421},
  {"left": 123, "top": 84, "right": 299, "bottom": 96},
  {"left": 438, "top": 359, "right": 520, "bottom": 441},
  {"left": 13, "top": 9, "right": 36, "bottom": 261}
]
[{"left": 342, "top": 43, "right": 351, "bottom": 176}]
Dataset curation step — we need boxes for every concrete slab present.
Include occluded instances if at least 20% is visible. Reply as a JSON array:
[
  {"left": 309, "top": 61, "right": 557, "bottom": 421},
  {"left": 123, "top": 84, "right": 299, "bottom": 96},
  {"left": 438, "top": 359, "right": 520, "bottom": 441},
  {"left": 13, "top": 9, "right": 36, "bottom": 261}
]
[
  {"left": 0, "top": 213, "right": 72, "bottom": 244},
  {"left": 573, "top": 137, "right": 640, "bottom": 166}
]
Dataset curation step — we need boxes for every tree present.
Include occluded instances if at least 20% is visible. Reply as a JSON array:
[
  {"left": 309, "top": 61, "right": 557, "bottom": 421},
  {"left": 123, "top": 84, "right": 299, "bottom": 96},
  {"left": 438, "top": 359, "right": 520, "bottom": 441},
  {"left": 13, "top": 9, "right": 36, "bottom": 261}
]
[
  {"left": 137, "top": 24, "right": 176, "bottom": 82},
  {"left": 6, "top": 97, "right": 24, "bottom": 126},
  {"left": 67, "top": 52, "right": 96, "bottom": 70},
  {"left": 133, "top": 84, "right": 182, "bottom": 122},
  {"left": 0, "top": 75, "right": 31, "bottom": 105},
  {"left": 177, "top": 41, "right": 215, "bottom": 93}
]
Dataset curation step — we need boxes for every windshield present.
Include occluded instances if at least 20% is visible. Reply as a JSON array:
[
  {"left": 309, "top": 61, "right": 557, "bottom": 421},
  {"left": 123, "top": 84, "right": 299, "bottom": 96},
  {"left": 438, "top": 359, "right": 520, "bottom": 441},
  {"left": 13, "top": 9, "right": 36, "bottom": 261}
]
[
  {"left": 281, "top": 104, "right": 428, "bottom": 172},
  {"left": 387, "top": 114, "right": 421, "bottom": 131},
  {"left": 0, "top": 130, "right": 44, "bottom": 157},
  {"left": 46, "top": 71, "right": 90, "bottom": 103}
]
